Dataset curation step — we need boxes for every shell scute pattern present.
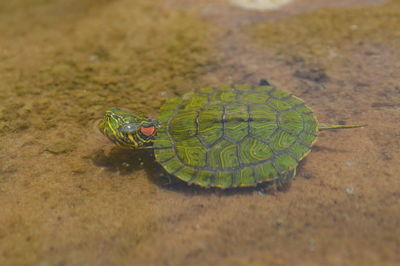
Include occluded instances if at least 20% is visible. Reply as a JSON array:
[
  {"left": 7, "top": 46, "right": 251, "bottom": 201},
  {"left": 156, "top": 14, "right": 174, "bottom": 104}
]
[
  {"left": 224, "top": 103, "right": 248, "bottom": 142},
  {"left": 208, "top": 139, "right": 239, "bottom": 169},
  {"left": 197, "top": 105, "right": 224, "bottom": 146},
  {"left": 215, "top": 171, "right": 234, "bottom": 188},
  {"left": 211, "top": 90, "right": 237, "bottom": 103},
  {"left": 255, "top": 161, "right": 277, "bottom": 181},
  {"left": 169, "top": 111, "right": 198, "bottom": 141},
  {"left": 153, "top": 84, "right": 318, "bottom": 188},
  {"left": 196, "top": 170, "right": 215, "bottom": 187},
  {"left": 183, "top": 94, "right": 209, "bottom": 111},
  {"left": 279, "top": 110, "right": 303, "bottom": 135},
  {"left": 239, "top": 137, "right": 273, "bottom": 163},
  {"left": 270, "top": 89, "right": 291, "bottom": 98},
  {"left": 175, "top": 137, "right": 206, "bottom": 167},
  {"left": 174, "top": 166, "right": 196, "bottom": 182},
  {"left": 240, "top": 92, "right": 270, "bottom": 103}
]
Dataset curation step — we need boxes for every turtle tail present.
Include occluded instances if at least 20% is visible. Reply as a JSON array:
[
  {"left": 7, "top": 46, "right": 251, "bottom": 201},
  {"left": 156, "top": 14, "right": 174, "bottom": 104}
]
[{"left": 318, "top": 124, "right": 366, "bottom": 131}]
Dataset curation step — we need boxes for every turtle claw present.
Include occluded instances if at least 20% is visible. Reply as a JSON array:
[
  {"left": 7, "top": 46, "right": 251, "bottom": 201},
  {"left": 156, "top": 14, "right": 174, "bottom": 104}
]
[
  {"left": 275, "top": 178, "right": 292, "bottom": 192},
  {"left": 274, "top": 169, "right": 295, "bottom": 192}
]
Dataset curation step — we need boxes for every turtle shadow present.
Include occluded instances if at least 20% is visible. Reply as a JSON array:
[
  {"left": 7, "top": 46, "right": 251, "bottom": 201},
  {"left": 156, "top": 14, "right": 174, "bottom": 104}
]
[
  {"left": 91, "top": 147, "right": 168, "bottom": 186},
  {"left": 162, "top": 181, "right": 291, "bottom": 197},
  {"left": 312, "top": 145, "right": 348, "bottom": 153},
  {"left": 92, "top": 147, "right": 151, "bottom": 174},
  {"left": 160, "top": 171, "right": 295, "bottom": 196},
  {"left": 165, "top": 160, "right": 315, "bottom": 196},
  {"left": 91, "top": 147, "right": 303, "bottom": 196}
]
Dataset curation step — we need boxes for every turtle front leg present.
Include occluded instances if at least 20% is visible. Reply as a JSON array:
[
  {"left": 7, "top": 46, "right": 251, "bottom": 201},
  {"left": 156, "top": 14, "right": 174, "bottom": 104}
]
[{"left": 256, "top": 168, "right": 295, "bottom": 193}]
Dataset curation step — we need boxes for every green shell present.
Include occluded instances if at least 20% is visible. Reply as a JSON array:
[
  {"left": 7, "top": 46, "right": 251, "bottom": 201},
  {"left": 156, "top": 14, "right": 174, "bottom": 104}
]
[{"left": 153, "top": 84, "right": 318, "bottom": 188}]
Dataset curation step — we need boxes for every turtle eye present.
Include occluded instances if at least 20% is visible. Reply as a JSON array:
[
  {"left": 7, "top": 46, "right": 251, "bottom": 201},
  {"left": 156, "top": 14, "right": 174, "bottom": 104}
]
[
  {"left": 140, "top": 126, "right": 156, "bottom": 137},
  {"left": 120, "top": 123, "right": 137, "bottom": 134}
]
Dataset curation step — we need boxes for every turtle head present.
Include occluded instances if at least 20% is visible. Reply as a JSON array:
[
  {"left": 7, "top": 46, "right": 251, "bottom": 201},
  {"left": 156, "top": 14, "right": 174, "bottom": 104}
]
[{"left": 99, "top": 107, "right": 160, "bottom": 149}]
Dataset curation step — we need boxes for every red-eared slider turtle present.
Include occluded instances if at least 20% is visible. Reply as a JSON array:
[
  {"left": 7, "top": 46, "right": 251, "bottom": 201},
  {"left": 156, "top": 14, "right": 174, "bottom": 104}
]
[{"left": 99, "top": 79, "right": 363, "bottom": 188}]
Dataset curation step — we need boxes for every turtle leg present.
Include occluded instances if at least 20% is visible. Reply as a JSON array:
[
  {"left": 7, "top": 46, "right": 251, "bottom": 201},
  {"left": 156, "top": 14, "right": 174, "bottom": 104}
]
[
  {"left": 163, "top": 173, "right": 180, "bottom": 185},
  {"left": 259, "top": 79, "right": 271, "bottom": 86},
  {"left": 256, "top": 168, "right": 296, "bottom": 193},
  {"left": 275, "top": 168, "right": 296, "bottom": 192}
]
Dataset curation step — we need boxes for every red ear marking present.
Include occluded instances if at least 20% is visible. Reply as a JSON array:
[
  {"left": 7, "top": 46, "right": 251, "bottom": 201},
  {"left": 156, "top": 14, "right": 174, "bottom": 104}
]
[{"left": 140, "top": 126, "right": 156, "bottom": 136}]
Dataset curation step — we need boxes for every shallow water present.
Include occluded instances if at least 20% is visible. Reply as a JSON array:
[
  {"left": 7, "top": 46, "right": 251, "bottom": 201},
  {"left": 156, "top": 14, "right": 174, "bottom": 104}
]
[{"left": 0, "top": 0, "right": 399, "bottom": 265}]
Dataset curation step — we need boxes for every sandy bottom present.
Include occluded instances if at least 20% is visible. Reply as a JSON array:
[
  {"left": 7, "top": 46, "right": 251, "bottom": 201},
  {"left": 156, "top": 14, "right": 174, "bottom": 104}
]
[{"left": 0, "top": 0, "right": 399, "bottom": 265}]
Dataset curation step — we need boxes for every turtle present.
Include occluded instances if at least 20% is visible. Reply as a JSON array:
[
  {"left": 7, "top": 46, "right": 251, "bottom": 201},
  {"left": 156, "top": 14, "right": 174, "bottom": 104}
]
[{"left": 98, "top": 79, "right": 363, "bottom": 188}]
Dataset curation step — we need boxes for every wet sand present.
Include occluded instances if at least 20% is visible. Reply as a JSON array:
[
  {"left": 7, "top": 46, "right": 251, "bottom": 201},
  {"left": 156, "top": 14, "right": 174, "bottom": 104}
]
[{"left": 0, "top": 0, "right": 399, "bottom": 265}]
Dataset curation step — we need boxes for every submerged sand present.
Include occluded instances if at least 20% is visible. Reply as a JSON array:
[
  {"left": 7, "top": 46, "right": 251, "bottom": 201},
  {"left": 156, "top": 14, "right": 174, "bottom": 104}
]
[{"left": 0, "top": 0, "right": 399, "bottom": 265}]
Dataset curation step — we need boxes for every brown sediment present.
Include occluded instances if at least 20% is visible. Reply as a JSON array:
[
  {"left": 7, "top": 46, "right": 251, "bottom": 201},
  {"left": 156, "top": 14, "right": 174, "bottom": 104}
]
[
  {"left": 249, "top": 0, "right": 400, "bottom": 64},
  {"left": 0, "top": 0, "right": 399, "bottom": 266}
]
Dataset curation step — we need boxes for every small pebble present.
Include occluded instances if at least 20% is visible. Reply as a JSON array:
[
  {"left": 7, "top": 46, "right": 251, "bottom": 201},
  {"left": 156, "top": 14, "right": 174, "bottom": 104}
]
[
  {"left": 328, "top": 50, "right": 338, "bottom": 59},
  {"left": 350, "top": 24, "right": 359, "bottom": 30},
  {"left": 309, "top": 238, "right": 316, "bottom": 251},
  {"left": 275, "top": 218, "right": 283, "bottom": 226},
  {"left": 230, "top": 0, "right": 292, "bottom": 10},
  {"left": 89, "top": 55, "right": 98, "bottom": 61},
  {"left": 346, "top": 187, "right": 355, "bottom": 195}
]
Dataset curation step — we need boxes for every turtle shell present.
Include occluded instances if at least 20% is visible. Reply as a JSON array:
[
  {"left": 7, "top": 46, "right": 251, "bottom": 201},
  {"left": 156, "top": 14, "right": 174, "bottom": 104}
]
[{"left": 153, "top": 84, "right": 318, "bottom": 188}]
